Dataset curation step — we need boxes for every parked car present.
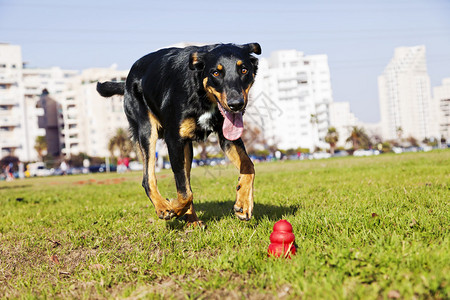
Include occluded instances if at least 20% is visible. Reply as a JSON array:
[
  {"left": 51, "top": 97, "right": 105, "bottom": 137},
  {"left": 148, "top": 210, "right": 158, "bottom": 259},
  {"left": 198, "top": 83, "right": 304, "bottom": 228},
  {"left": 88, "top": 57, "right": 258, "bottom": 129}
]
[
  {"left": 26, "top": 162, "right": 52, "bottom": 177},
  {"left": 67, "top": 167, "right": 83, "bottom": 175},
  {"left": 193, "top": 158, "right": 226, "bottom": 167},
  {"left": 88, "top": 164, "right": 117, "bottom": 173},
  {"left": 392, "top": 147, "right": 403, "bottom": 154},
  {"left": 128, "top": 161, "right": 143, "bottom": 171},
  {"left": 312, "top": 152, "right": 332, "bottom": 159},
  {"left": 332, "top": 151, "right": 349, "bottom": 157},
  {"left": 353, "top": 149, "right": 380, "bottom": 157}
]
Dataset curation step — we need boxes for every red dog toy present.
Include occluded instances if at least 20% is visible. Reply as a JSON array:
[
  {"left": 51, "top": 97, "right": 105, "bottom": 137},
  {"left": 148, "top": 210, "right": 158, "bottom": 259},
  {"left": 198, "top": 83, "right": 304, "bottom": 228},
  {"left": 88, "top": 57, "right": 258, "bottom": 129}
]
[{"left": 268, "top": 220, "right": 296, "bottom": 258}]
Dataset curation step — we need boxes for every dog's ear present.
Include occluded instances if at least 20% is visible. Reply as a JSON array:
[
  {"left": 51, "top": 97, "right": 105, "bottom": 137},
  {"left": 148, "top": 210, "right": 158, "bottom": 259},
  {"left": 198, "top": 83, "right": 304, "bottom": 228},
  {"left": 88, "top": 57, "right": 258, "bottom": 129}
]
[
  {"left": 189, "top": 52, "right": 205, "bottom": 70},
  {"left": 250, "top": 56, "right": 259, "bottom": 75},
  {"left": 242, "top": 43, "right": 262, "bottom": 55}
]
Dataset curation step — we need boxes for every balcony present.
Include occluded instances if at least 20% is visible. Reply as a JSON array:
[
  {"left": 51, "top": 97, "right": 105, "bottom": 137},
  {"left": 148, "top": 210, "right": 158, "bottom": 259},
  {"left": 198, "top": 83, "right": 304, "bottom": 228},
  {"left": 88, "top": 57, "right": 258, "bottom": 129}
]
[
  {"left": 0, "top": 114, "right": 21, "bottom": 126},
  {"left": 0, "top": 131, "right": 21, "bottom": 147},
  {"left": 0, "top": 96, "right": 19, "bottom": 106},
  {"left": 24, "top": 87, "right": 41, "bottom": 96},
  {"left": 0, "top": 75, "right": 18, "bottom": 85},
  {"left": 0, "top": 88, "right": 21, "bottom": 103}
]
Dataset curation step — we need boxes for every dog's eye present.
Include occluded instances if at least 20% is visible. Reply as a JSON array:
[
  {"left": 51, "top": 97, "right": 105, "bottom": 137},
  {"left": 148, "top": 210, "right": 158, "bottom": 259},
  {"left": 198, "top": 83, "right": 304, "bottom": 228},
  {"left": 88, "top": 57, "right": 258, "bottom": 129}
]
[
  {"left": 241, "top": 68, "right": 248, "bottom": 75},
  {"left": 212, "top": 71, "right": 220, "bottom": 77}
]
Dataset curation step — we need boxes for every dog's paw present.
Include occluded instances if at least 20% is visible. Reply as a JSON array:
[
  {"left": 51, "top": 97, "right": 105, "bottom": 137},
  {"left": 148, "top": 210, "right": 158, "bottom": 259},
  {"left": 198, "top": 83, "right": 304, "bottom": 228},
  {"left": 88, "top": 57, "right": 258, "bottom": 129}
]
[
  {"left": 234, "top": 205, "right": 252, "bottom": 221},
  {"left": 156, "top": 208, "right": 176, "bottom": 220},
  {"left": 154, "top": 199, "right": 176, "bottom": 220},
  {"left": 186, "top": 220, "right": 207, "bottom": 230},
  {"left": 169, "top": 199, "right": 192, "bottom": 218}
]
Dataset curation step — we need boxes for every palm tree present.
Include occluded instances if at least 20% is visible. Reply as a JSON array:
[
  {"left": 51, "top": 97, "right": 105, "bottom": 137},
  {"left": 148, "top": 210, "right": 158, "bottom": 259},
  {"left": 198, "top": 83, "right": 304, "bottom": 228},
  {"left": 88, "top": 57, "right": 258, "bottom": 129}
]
[
  {"left": 396, "top": 126, "right": 403, "bottom": 144},
  {"left": 325, "top": 127, "right": 339, "bottom": 155},
  {"left": 406, "top": 136, "right": 419, "bottom": 147},
  {"left": 108, "top": 128, "right": 133, "bottom": 158},
  {"left": 34, "top": 136, "right": 47, "bottom": 161},
  {"left": 346, "top": 126, "right": 371, "bottom": 150}
]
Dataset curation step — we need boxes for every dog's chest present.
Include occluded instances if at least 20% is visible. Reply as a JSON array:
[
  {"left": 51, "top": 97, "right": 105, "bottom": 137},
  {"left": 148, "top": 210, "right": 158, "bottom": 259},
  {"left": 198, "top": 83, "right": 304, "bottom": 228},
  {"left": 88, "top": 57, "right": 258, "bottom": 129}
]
[{"left": 197, "top": 107, "right": 217, "bottom": 131}]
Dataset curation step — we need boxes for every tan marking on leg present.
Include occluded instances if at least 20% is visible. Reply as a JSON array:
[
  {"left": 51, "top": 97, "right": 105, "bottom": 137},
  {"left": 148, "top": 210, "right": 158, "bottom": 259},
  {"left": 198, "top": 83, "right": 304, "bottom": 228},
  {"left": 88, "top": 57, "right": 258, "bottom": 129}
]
[
  {"left": 147, "top": 112, "right": 173, "bottom": 219},
  {"left": 184, "top": 142, "right": 192, "bottom": 180},
  {"left": 147, "top": 112, "right": 161, "bottom": 195},
  {"left": 172, "top": 191, "right": 193, "bottom": 216},
  {"left": 171, "top": 143, "right": 194, "bottom": 217},
  {"left": 179, "top": 118, "right": 197, "bottom": 139},
  {"left": 185, "top": 203, "right": 206, "bottom": 229},
  {"left": 172, "top": 155, "right": 204, "bottom": 228},
  {"left": 226, "top": 144, "right": 255, "bottom": 174},
  {"left": 225, "top": 144, "right": 255, "bottom": 220}
]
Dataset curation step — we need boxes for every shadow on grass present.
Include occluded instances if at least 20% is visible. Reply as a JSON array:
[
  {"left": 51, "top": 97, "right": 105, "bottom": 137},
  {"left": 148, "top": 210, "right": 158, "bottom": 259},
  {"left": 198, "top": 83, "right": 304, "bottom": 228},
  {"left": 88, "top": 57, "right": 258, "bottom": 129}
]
[
  {"left": 0, "top": 184, "right": 31, "bottom": 190},
  {"left": 167, "top": 200, "right": 299, "bottom": 230},
  {"left": 198, "top": 200, "right": 298, "bottom": 222}
]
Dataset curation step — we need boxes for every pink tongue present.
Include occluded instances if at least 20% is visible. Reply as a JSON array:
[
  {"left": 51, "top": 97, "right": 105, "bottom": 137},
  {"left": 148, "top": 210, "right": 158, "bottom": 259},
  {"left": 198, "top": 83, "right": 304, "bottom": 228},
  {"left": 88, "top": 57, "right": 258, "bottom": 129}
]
[{"left": 223, "top": 110, "right": 244, "bottom": 141}]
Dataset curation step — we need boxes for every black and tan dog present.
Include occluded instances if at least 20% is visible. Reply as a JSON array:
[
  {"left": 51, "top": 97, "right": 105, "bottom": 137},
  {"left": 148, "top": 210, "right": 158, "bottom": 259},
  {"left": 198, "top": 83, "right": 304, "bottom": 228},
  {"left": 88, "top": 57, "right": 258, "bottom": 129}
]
[{"left": 97, "top": 43, "right": 261, "bottom": 227}]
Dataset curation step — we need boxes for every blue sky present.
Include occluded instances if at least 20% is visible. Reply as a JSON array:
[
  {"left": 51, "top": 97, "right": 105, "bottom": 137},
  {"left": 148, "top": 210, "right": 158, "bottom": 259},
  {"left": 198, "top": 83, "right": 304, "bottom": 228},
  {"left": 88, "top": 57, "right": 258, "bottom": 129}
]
[{"left": 1, "top": 0, "right": 450, "bottom": 122}]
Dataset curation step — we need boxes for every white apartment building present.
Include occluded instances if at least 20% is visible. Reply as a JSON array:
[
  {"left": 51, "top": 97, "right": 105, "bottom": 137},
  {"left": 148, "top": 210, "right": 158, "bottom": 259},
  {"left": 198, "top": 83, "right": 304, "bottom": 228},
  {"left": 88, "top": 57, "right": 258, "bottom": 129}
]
[
  {"left": 329, "top": 102, "right": 358, "bottom": 147},
  {"left": 433, "top": 78, "right": 450, "bottom": 142},
  {"left": 249, "top": 49, "right": 333, "bottom": 151},
  {"left": 22, "top": 67, "right": 79, "bottom": 159},
  {"left": 0, "top": 43, "right": 81, "bottom": 161},
  {"left": 0, "top": 44, "right": 26, "bottom": 160},
  {"left": 0, "top": 43, "right": 130, "bottom": 162},
  {"left": 76, "top": 68, "right": 129, "bottom": 157},
  {"left": 378, "top": 45, "right": 439, "bottom": 141}
]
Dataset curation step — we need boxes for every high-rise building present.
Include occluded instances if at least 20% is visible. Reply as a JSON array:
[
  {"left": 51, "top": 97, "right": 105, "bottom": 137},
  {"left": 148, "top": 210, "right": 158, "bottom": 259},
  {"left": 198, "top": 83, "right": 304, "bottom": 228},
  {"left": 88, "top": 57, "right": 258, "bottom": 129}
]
[
  {"left": 22, "top": 66, "right": 79, "bottom": 159},
  {"left": 24, "top": 67, "right": 129, "bottom": 159},
  {"left": 0, "top": 44, "right": 27, "bottom": 160},
  {"left": 76, "top": 68, "right": 129, "bottom": 157},
  {"left": 433, "top": 78, "right": 450, "bottom": 143},
  {"left": 329, "top": 102, "right": 358, "bottom": 147},
  {"left": 37, "top": 90, "right": 63, "bottom": 157},
  {"left": 248, "top": 49, "right": 333, "bottom": 151},
  {"left": 378, "top": 45, "right": 439, "bottom": 141},
  {"left": 0, "top": 43, "right": 130, "bottom": 162}
]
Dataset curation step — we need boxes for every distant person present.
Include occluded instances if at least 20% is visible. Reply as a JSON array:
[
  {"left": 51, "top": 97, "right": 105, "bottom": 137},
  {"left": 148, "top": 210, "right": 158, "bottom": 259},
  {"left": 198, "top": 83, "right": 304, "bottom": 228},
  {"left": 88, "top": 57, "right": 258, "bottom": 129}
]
[
  {"left": 60, "top": 161, "right": 68, "bottom": 175},
  {"left": 5, "top": 163, "right": 14, "bottom": 181},
  {"left": 123, "top": 157, "right": 130, "bottom": 170},
  {"left": 117, "top": 157, "right": 128, "bottom": 173},
  {"left": 83, "top": 158, "right": 90, "bottom": 174},
  {"left": 18, "top": 162, "right": 24, "bottom": 179}
]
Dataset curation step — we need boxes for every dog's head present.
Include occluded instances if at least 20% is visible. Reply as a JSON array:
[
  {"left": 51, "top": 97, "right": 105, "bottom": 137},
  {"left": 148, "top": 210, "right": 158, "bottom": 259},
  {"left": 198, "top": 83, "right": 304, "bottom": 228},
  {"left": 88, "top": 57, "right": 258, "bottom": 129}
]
[{"left": 189, "top": 43, "right": 261, "bottom": 140}]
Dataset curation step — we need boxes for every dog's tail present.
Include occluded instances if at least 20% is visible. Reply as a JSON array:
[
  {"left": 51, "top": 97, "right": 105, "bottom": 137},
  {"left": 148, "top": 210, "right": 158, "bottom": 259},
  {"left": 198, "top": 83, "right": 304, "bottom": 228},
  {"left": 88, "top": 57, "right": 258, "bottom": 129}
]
[{"left": 96, "top": 81, "right": 125, "bottom": 97}]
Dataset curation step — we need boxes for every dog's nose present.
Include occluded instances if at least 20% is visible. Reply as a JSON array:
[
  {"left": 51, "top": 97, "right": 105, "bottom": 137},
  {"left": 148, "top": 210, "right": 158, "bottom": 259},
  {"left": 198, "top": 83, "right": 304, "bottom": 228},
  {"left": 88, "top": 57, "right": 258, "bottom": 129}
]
[{"left": 227, "top": 99, "right": 245, "bottom": 112}]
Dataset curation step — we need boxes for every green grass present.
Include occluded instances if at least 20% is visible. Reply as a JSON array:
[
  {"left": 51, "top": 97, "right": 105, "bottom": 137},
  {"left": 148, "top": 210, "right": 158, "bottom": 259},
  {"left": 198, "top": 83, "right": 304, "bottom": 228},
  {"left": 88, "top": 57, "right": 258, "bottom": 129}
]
[{"left": 0, "top": 151, "right": 449, "bottom": 299}]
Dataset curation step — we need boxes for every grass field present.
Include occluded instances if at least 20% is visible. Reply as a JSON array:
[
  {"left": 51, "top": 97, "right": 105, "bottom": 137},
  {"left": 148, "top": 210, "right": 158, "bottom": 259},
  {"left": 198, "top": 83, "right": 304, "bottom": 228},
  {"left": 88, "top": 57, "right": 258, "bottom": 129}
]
[{"left": 0, "top": 150, "right": 449, "bottom": 299}]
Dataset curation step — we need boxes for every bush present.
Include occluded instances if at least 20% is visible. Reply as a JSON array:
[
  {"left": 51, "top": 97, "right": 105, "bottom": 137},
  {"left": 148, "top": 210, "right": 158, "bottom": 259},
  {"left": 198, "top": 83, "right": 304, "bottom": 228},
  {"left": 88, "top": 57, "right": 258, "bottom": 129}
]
[{"left": 0, "top": 155, "right": 19, "bottom": 171}]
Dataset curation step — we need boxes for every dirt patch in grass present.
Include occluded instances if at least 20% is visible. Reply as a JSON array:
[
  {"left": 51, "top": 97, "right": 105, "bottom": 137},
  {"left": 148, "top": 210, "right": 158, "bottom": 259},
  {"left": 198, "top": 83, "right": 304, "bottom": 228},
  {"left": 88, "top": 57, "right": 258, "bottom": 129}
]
[
  {"left": 73, "top": 177, "right": 127, "bottom": 186},
  {"left": 110, "top": 272, "right": 290, "bottom": 300},
  {"left": 0, "top": 233, "right": 101, "bottom": 296}
]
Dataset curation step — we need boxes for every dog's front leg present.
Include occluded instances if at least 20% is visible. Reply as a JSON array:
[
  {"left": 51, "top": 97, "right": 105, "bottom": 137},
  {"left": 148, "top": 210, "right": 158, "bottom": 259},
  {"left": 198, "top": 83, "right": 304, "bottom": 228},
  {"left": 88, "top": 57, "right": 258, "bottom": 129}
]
[
  {"left": 219, "top": 135, "right": 255, "bottom": 221},
  {"left": 165, "top": 139, "right": 194, "bottom": 219},
  {"left": 138, "top": 113, "right": 175, "bottom": 220}
]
